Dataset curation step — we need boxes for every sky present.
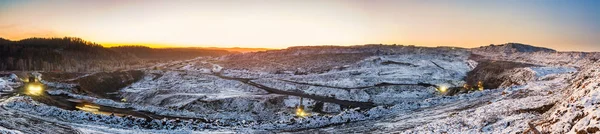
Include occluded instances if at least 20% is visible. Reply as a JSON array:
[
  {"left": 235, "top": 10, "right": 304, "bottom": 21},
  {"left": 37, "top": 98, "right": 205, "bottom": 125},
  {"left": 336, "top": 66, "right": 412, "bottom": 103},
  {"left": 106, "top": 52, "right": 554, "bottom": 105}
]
[{"left": 0, "top": 0, "right": 599, "bottom": 51}]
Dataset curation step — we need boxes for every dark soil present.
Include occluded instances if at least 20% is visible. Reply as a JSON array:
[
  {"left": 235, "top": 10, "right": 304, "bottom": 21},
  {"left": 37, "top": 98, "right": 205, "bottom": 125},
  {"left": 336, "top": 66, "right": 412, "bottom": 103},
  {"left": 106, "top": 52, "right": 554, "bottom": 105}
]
[
  {"left": 465, "top": 59, "right": 538, "bottom": 89},
  {"left": 73, "top": 70, "right": 144, "bottom": 100}
]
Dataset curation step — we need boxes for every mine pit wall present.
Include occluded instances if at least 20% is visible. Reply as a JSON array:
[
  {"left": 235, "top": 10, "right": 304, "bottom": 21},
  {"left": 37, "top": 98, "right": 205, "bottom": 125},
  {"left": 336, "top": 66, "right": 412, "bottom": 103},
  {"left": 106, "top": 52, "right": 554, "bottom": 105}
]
[
  {"left": 465, "top": 60, "right": 538, "bottom": 90},
  {"left": 69, "top": 70, "right": 144, "bottom": 100},
  {"left": 439, "top": 58, "right": 540, "bottom": 96}
]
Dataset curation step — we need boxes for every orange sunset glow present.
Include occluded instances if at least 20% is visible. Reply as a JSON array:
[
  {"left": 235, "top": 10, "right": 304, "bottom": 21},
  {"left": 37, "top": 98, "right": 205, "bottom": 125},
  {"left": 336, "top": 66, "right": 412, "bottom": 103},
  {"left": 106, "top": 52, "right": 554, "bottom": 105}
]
[{"left": 1, "top": 0, "right": 599, "bottom": 51}]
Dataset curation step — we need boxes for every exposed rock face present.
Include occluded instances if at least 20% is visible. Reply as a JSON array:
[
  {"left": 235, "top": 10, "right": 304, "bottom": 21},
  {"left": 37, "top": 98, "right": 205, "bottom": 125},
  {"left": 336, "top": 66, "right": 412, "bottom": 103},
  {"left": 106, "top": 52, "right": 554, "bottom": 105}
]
[{"left": 538, "top": 62, "right": 600, "bottom": 133}]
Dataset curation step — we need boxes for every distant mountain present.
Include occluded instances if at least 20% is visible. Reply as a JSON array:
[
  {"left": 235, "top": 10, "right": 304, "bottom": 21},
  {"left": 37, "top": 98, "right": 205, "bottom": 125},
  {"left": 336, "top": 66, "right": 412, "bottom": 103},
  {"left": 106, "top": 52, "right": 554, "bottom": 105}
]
[
  {"left": 474, "top": 43, "right": 556, "bottom": 53},
  {"left": 0, "top": 37, "right": 234, "bottom": 72}
]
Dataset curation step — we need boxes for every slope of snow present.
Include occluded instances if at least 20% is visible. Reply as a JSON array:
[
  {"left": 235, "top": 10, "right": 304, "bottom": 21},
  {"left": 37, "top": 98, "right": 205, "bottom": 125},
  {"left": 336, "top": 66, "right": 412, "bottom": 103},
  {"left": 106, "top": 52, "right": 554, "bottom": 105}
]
[
  {"left": 529, "top": 67, "right": 577, "bottom": 78},
  {"left": 537, "top": 62, "right": 600, "bottom": 133}
]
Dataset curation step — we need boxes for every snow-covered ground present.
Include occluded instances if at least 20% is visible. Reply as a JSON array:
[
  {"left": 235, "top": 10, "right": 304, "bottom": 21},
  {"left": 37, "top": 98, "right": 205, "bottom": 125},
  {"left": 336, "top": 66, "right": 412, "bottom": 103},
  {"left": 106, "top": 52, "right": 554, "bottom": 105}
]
[
  {"left": 0, "top": 44, "right": 599, "bottom": 133},
  {"left": 537, "top": 62, "right": 600, "bottom": 133}
]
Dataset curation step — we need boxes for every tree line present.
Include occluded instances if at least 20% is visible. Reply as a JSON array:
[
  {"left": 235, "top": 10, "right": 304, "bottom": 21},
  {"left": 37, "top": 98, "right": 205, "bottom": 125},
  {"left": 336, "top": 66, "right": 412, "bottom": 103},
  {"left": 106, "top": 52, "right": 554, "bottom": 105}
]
[{"left": 0, "top": 37, "right": 234, "bottom": 72}]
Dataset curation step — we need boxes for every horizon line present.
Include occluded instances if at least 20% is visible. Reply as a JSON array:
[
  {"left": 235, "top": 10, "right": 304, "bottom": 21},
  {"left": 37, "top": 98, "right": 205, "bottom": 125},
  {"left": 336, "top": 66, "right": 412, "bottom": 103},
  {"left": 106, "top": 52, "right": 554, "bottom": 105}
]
[{"left": 1, "top": 36, "right": 592, "bottom": 52}]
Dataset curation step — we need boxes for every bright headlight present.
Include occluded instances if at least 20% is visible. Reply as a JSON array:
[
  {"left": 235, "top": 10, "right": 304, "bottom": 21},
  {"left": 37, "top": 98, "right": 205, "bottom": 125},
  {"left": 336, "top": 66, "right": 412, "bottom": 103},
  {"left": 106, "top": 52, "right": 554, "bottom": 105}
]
[{"left": 25, "top": 84, "right": 44, "bottom": 96}]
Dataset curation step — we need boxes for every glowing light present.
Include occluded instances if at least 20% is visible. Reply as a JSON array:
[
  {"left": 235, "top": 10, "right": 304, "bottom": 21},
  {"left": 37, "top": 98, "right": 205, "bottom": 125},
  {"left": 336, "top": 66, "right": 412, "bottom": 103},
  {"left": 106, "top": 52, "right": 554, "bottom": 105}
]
[
  {"left": 75, "top": 102, "right": 123, "bottom": 116},
  {"left": 463, "top": 84, "right": 472, "bottom": 90},
  {"left": 437, "top": 86, "right": 448, "bottom": 93},
  {"left": 25, "top": 84, "right": 44, "bottom": 96},
  {"left": 75, "top": 104, "right": 101, "bottom": 113},
  {"left": 295, "top": 106, "right": 310, "bottom": 118},
  {"left": 477, "top": 81, "right": 484, "bottom": 91}
]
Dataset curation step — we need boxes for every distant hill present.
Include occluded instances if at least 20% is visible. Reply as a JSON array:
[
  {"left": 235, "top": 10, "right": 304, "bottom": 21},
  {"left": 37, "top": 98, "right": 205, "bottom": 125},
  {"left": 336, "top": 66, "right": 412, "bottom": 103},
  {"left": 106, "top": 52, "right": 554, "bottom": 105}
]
[
  {"left": 0, "top": 37, "right": 234, "bottom": 72},
  {"left": 110, "top": 46, "right": 234, "bottom": 60},
  {"left": 203, "top": 47, "right": 273, "bottom": 53},
  {"left": 474, "top": 43, "right": 556, "bottom": 53}
]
